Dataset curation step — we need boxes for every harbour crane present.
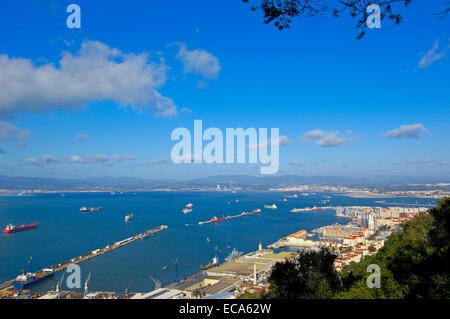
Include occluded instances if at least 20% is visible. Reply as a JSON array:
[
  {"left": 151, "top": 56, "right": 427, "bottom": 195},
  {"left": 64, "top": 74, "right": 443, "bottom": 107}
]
[
  {"left": 56, "top": 273, "right": 65, "bottom": 299},
  {"left": 124, "top": 280, "right": 133, "bottom": 297},
  {"left": 84, "top": 272, "right": 91, "bottom": 296},
  {"left": 148, "top": 275, "right": 161, "bottom": 290}
]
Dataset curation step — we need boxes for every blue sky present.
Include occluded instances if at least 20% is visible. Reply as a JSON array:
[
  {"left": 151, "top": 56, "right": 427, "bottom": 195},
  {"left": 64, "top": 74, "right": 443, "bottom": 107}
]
[{"left": 0, "top": 0, "right": 449, "bottom": 180}]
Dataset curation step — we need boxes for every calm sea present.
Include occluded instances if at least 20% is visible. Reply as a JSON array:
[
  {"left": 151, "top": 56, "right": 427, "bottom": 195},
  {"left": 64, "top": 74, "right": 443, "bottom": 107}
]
[{"left": 0, "top": 191, "right": 438, "bottom": 293}]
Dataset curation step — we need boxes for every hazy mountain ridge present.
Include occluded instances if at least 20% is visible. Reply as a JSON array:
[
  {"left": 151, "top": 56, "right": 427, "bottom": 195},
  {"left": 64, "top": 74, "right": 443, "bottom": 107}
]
[{"left": 0, "top": 174, "right": 447, "bottom": 190}]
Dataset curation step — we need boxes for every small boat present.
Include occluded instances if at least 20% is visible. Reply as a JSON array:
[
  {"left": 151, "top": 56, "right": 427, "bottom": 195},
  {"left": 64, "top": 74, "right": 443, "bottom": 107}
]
[
  {"left": 125, "top": 214, "right": 135, "bottom": 222},
  {"left": 182, "top": 208, "right": 192, "bottom": 214}
]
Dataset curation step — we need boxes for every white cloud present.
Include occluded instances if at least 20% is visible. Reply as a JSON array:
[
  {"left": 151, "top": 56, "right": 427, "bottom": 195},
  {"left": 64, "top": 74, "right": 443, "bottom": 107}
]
[
  {"left": 21, "top": 154, "right": 137, "bottom": 166},
  {"left": 418, "top": 39, "right": 449, "bottom": 69},
  {"left": 248, "top": 135, "right": 292, "bottom": 150},
  {"left": 384, "top": 123, "right": 429, "bottom": 139},
  {"left": 111, "top": 155, "right": 136, "bottom": 162},
  {"left": 65, "top": 154, "right": 109, "bottom": 165},
  {"left": 0, "top": 40, "right": 178, "bottom": 118},
  {"left": 176, "top": 43, "right": 221, "bottom": 80},
  {"left": 302, "top": 129, "right": 355, "bottom": 147},
  {"left": 22, "top": 155, "right": 58, "bottom": 166},
  {"left": 0, "top": 121, "right": 29, "bottom": 145}
]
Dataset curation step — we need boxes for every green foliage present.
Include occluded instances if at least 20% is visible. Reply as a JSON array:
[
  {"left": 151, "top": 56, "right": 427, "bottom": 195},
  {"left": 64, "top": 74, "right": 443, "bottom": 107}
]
[
  {"left": 266, "top": 247, "right": 341, "bottom": 299},
  {"left": 238, "top": 291, "right": 264, "bottom": 299}
]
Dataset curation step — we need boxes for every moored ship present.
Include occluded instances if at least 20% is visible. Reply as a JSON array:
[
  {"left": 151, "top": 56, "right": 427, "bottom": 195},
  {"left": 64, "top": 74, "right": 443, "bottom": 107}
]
[
  {"left": 80, "top": 206, "right": 102, "bottom": 213},
  {"left": 3, "top": 223, "right": 39, "bottom": 234},
  {"left": 210, "top": 216, "right": 225, "bottom": 223},
  {"left": 13, "top": 269, "right": 55, "bottom": 290},
  {"left": 225, "top": 248, "right": 243, "bottom": 262},
  {"left": 241, "top": 209, "right": 261, "bottom": 216},
  {"left": 200, "top": 256, "right": 219, "bottom": 270}
]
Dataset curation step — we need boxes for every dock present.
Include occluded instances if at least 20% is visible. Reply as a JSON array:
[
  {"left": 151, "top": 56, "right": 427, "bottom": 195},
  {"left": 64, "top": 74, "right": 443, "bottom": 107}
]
[{"left": 0, "top": 225, "right": 168, "bottom": 293}]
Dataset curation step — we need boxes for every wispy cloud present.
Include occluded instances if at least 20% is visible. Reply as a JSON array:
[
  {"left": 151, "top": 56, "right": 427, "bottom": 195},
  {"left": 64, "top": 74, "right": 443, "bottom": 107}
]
[
  {"left": 130, "top": 158, "right": 170, "bottom": 167},
  {"left": 406, "top": 159, "right": 449, "bottom": 166},
  {"left": 176, "top": 42, "right": 221, "bottom": 80},
  {"left": 171, "top": 153, "right": 205, "bottom": 163},
  {"left": 21, "top": 154, "right": 138, "bottom": 166},
  {"left": 302, "top": 129, "right": 356, "bottom": 147},
  {"left": 0, "top": 121, "right": 30, "bottom": 146},
  {"left": 289, "top": 160, "right": 320, "bottom": 167},
  {"left": 179, "top": 107, "right": 193, "bottom": 113},
  {"left": 0, "top": 40, "right": 178, "bottom": 118},
  {"left": 384, "top": 123, "right": 429, "bottom": 139},
  {"left": 75, "top": 134, "right": 90, "bottom": 142},
  {"left": 21, "top": 155, "right": 58, "bottom": 166},
  {"left": 248, "top": 135, "right": 292, "bottom": 150},
  {"left": 417, "top": 39, "right": 449, "bottom": 69},
  {"left": 64, "top": 155, "right": 109, "bottom": 165},
  {"left": 111, "top": 155, "right": 136, "bottom": 162}
]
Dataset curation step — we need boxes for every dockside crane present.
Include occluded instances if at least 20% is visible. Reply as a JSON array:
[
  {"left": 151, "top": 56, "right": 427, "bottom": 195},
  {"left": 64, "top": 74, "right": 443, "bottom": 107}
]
[
  {"left": 84, "top": 272, "right": 91, "bottom": 296},
  {"left": 125, "top": 280, "right": 133, "bottom": 297},
  {"left": 149, "top": 275, "right": 161, "bottom": 290},
  {"left": 56, "top": 273, "right": 65, "bottom": 299}
]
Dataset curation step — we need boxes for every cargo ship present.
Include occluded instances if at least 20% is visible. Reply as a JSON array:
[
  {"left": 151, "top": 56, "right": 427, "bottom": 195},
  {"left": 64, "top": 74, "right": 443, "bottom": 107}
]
[
  {"left": 200, "top": 256, "right": 219, "bottom": 270},
  {"left": 264, "top": 204, "right": 277, "bottom": 210},
  {"left": 125, "top": 214, "right": 134, "bottom": 222},
  {"left": 80, "top": 207, "right": 102, "bottom": 213},
  {"left": 13, "top": 269, "right": 55, "bottom": 290},
  {"left": 3, "top": 223, "right": 39, "bottom": 234},
  {"left": 210, "top": 216, "right": 225, "bottom": 223},
  {"left": 241, "top": 209, "right": 261, "bottom": 216},
  {"left": 283, "top": 194, "right": 298, "bottom": 198}
]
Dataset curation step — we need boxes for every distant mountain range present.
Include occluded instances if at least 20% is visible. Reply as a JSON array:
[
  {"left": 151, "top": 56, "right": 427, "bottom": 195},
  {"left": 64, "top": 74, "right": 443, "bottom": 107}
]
[{"left": 0, "top": 174, "right": 447, "bottom": 190}]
